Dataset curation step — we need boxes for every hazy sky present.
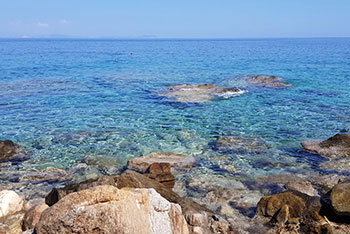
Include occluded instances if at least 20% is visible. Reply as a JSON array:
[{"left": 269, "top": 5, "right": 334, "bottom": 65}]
[{"left": 0, "top": 0, "right": 349, "bottom": 38}]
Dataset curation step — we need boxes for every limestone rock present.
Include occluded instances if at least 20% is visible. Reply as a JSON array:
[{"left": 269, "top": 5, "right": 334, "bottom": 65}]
[
  {"left": 330, "top": 182, "right": 350, "bottom": 216},
  {"left": 161, "top": 83, "right": 245, "bottom": 103},
  {"left": 245, "top": 75, "right": 292, "bottom": 87},
  {"left": 0, "top": 212, "right": 25, "bottom": 234},
  {"left": 302, "top": 134, "right": 350, "bottom": 159},
  {"left": 0, "top": 190, "right": 24, "bottom": 218},
  {"left": 36, "top": 185, "right": 189, "bottom": 234},
  {"left": 128, "top": 152, "right": 196, "bottom": 173}
]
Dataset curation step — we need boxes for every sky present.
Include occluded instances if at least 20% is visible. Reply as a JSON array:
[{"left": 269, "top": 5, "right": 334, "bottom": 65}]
[{"left": 0, "top": 0, "right": 349, "bottom": 38}]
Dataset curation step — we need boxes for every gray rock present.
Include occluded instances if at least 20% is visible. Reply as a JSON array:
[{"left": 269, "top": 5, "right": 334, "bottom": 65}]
[
  {"left": 331, "top": 182, "right": 350, "bottom": 216},
  {"left": 245, "top": 75, "right": 292, "bottom": 87}
]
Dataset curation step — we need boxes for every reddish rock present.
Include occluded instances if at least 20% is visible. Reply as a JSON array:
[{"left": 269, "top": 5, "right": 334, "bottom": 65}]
[
  {"left": 22, "top": 203, "right": 48, "bottom": 230},
  {"left": 146, "top": 162, "right": 175, "bottom": 189},
  {"left": 128, "top": 152, "right": 196, "bottom": 173}
]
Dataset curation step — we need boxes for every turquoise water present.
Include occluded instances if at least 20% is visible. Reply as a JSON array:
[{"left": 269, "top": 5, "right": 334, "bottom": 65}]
[{"left": 1, "top": 38, "right": 350, "bottom": 178}]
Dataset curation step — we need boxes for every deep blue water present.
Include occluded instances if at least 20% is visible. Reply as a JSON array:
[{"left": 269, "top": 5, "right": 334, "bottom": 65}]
[{"left": 0, "top": 38, "right": 350, "bottom": 179}]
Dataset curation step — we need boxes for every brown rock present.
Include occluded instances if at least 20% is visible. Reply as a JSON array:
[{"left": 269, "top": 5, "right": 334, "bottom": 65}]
[
  {"left": 302, "top": 134, "right": 350, "bottom": 159},
  {"left": 116, "top": 170, "right": 209, "bottom": 214},
  {"left": 0, "top": 140, "right": 16, "bottom": 159},
  {"left": 330, "top": 182, "right": 350, "bottom": 216},
  {"left": 245, "top": 75, "right": 292, "bottom": 87},
  {"left": 36, "top": 185, "right": 189, "bottom": 234},
  {"left": 146, "top": 163, "right": 175, "bottom": 189},
  {"left": 256, "top": 191, "right": 306, "bottom": 218},
  {"left": 128, "top": 152, "right": 197, "bottom": 173},
  {"left": 22, "top": 203, "right": 48, "bottom": 230}
]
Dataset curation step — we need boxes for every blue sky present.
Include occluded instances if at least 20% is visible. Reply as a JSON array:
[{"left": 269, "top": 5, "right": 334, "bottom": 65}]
[{"left": 0, "top": 0, "right": 349, "bottom": 38}]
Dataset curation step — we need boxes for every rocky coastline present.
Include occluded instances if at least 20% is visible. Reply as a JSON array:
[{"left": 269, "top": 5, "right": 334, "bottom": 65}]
[{"left": 1, "top": 77, "right": 350, "bottom": 234}]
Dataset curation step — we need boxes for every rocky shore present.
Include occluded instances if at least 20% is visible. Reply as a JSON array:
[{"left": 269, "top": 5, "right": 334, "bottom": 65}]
[{"left": 1, "top": 132, "right": 350, "bottom": 234}]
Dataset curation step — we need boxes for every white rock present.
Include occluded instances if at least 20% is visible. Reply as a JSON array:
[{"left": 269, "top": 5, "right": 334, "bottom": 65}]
[{"left": 0, "top": 190, "right": 24, "bottom": 218}]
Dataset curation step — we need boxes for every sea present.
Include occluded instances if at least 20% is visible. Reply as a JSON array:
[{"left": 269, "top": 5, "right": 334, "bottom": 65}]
[{"left": 1, "top": 38, "right": 350, "bottom": 192}]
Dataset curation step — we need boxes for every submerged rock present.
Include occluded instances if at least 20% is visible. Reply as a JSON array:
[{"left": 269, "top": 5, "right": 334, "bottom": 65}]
[
  {"left": 302, "top": 133, "right": 350, "bottom": 159},
  {"left": 245, "top": 75, "right": 292, "bottom": 87},
  {"left": 0, "top": 140, "right": 31, "bottom": 162},
  {"left": 161, "top": 83, "right": 245, "bottom": 103},
  {"left": 128, "top": 152, "right": 197, "bottom": 173},
  {"left": 214, "top": 136, "right": 268, "bottom": 153},
  {"left": 36, "top": 185, "right": 189, "bottom": 234},
  {"left": 330, "top": 181, "right": 350, "bottom": 216}
]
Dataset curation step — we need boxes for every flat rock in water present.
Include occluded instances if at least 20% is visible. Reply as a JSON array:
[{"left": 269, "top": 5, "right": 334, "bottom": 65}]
[
  {"left": 331, "top": 181, "right": 350, "bottom": 216},
  {"left": 161, "top": 83, "right": 245, "bottom": 103},
  {"left": 245, "top": 75, "right": 292, "bottom": 87},
  {"left": 128, "top": 152, "right": 196, "bottom": 173},
  {"left": 36, "top": 185, "right": 189, "bottom": 234},
  {"left": 302, "top": 133, "right": 350, "bottom": 159},
  {"left": 214, "top": 136, "right": 268, "bottom": 153}
]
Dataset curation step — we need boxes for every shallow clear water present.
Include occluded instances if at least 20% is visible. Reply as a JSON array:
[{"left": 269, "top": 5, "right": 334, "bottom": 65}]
[{"left": 1, "top": 38, "right": 350, "bottom": 180}]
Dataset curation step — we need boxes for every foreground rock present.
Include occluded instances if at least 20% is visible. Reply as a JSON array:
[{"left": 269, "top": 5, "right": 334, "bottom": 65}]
[
  {"left": 256, "top": 190, "right": 332, "bottom": 233},
  {"left": 302, "top": 133, "right": 350, "bottom": 159},
  {"left": 128, "top": 152, "right": 196, "bottom": 173},
  {"left": 330, "top": 181, "right": 350, "bottom": 216},
  {"left": 0, "top": 190, "right": 24, "bottom": 218},
  {"left": 36, "top": 185, "right": 189, "bottom": 234},
  {"left": 22, "top": 202, "right": 48, "bottom": 231},
  {"left": 245, "top": 75, "right": 292, "bottom": 87},
  {"left": 161, "top": 83, "right": 245, "bottom": 103}
]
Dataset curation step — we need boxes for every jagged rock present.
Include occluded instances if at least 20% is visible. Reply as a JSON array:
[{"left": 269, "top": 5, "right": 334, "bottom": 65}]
[
  {"left": 161, "top": 83, "right": 245, "bottom": 103},
  {"left": 128, "top": 152, "right": 196, "bottom": 173},
  {"left": 245, "top": 75, "right": 292, "bottom": 87},
  {"left": 36, "top": 185, "right": 189, "bottom": 234},
  {"left": 45, "top": 175, "right": 116, "bottom": 206},
  {"left": 302, "top": 134, "right": 350, "bottom": 159},
  {"left": 330, "top": 181, "right": 350, "bottom": 216},
  {"left": 0, "top": 190, "right": 24, "bottom": 218}
]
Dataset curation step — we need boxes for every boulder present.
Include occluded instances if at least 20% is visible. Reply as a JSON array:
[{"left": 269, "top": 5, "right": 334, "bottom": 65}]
[
  {"left": 330, "top": 182, "right": 350, "bottom": 216},
  {"left": 36, "top": 185, "right": 189, "bottom": 234},
  {"left": 256, "top": 190, "right": 332, "bottom": 233},
  {"left": 301, "top": 134, "right": 350, "bottom": 159},
  {"left": 0, "top": 190, "right": 24, "bottom": 218},
  {"left": 128, "top": 152, "right": 197, "bottom": 173},
  {"left": 161, "top": 84, "right": 245, "bottom": 103},
  {"left": 245, "top": 75, "right": 292, "bottom": 87}
]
